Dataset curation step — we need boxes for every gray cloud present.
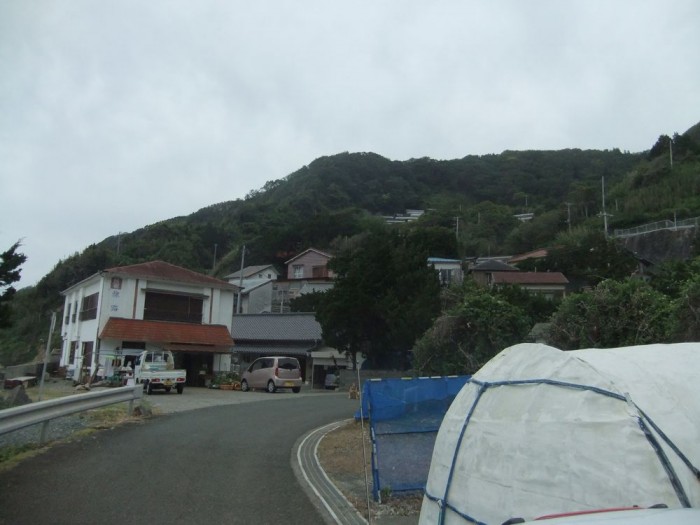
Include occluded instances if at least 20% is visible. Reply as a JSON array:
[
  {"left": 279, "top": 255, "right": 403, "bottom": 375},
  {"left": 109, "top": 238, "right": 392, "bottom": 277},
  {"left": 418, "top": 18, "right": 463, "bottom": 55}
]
[{"left": 1, "top": 0, "right": 699, "bottom": 287}]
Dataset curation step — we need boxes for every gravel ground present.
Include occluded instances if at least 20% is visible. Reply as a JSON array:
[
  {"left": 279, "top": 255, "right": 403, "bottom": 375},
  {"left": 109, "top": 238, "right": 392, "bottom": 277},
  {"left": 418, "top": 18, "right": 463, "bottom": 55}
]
[
  {"left": 0, "top": 380, "right": 113, "bottom": 453},
  {"left": 317, "top": 419, "right": 423, "bottom": 523},
  {"left": 0, "top": 413, "right": 88, "bottom": 449}
]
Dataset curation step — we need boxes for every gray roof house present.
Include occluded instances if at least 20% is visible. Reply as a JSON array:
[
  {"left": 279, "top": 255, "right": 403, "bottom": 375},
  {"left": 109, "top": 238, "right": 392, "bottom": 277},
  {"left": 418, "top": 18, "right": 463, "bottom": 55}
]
[
  {"left": 231, "top": 313, "right": 323, "bottom": 359},
  {"left": 231, "top": 313, "right": 351, "bottom": 387}
]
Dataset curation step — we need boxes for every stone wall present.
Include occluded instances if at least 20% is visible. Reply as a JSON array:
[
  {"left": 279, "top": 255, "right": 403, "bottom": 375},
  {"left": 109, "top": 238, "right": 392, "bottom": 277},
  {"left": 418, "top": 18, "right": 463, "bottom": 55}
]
[{"left": 618, "top": 227, "right": 698, "bottom": 264}]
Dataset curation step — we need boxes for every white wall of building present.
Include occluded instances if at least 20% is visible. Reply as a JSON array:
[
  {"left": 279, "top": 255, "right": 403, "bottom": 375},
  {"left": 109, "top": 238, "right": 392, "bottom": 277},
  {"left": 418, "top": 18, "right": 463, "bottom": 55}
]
[{"left": 60, "top": 270, "right": 235, "bottom": 380}]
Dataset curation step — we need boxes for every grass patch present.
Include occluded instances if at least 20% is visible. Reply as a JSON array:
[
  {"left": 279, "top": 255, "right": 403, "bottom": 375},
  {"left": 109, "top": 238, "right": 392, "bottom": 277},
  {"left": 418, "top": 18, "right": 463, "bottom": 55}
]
[
  {"left": 83, "top": 405, "right": 139, "bottom": 429},
  {"left": 0, "top": 443, "right": 48, "bottom": 472},
  {"left": 0, "top": 399, "right": 151, "bottom": 471}
]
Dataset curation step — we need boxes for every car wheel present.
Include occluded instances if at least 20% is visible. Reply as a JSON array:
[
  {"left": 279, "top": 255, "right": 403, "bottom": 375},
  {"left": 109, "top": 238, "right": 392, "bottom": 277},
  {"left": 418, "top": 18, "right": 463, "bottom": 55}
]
[
  {"left": 266, "top": 380, "right": 277, "bottom": 393},
  {"left": 176, "top": 384, "right": 184, "bottom": 394},
  {"left": 292, "top": 387, "right": 300, "bottom": 393},
  {"left": 146, "top": 381, "right": 153, "bottom": 395},
  {"left": 241, "top": 379, "right": 249, "bottom": 392}
]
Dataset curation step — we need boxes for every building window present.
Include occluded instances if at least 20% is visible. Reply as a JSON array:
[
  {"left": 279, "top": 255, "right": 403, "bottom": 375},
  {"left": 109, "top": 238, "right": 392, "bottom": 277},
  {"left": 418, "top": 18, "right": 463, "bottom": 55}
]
[
  {"left": 293, "top": 265, "right": 304, "bottom": 278},
  {"left": 111, "top": 277, "right": 122, "bottom": 289},
  {"left": 72, "top": 301, "right": 78, "bottom": 323},
  {"left": 64, "top": 303, "right": 71, "bottom": 325},
  {"left": 79, "top": 293, "right": 99, "bottom": 321},
  {"left": 82, "top": 341, "right": 94, "bottom": 366},
  {"left": 312, "top": 265, "right": 328, "bottom": 278},
  {"left": 439, "top": 269, "right": 453, "bottom": 286},
  {"left": 144, "top": 291, "right": 203, "bottom": 324}
]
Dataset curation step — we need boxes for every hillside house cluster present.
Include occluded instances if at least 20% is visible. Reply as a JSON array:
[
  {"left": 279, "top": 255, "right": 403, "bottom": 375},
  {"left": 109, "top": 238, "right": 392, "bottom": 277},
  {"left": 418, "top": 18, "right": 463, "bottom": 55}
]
[
  {"left": 225, "top": 249, "right": 335, "bottom": 314},
  {"left": 58, "top": 249, "right": 345, "bottom": 388},
  {"left": 58, "top": 245, "right": 569, "bottom": 387},
  {"left": 468, "top": 252, "right": 569, "bottom": 299},
  {"left": 427, "top": 252, "right": 569, "bottom": 299}
]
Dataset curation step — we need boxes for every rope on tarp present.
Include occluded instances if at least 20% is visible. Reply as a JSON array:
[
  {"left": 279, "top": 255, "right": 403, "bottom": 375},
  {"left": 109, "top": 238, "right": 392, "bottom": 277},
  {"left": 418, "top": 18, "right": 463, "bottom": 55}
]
[{"left": 423, "top": 377, "right": 696, "bottom": 524}]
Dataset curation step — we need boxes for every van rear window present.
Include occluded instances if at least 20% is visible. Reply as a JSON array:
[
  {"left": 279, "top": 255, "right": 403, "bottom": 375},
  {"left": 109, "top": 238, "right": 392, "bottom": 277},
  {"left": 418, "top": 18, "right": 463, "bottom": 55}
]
[{"left": 278, "top": 358, "right": 299, "bottom": 370}]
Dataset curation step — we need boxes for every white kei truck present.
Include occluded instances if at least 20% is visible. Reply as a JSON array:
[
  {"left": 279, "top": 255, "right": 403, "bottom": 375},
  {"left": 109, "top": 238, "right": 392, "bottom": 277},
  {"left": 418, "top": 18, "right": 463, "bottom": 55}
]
[{"left": 134, "top": 350, "right": 186, "bottom": 395}]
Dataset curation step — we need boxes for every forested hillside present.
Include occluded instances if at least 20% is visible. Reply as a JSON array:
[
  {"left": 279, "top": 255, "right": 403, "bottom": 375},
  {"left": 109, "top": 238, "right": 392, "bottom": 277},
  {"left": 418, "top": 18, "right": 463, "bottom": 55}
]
[{"left": 2, "top": 120, "right": 699, "bottom": 365}]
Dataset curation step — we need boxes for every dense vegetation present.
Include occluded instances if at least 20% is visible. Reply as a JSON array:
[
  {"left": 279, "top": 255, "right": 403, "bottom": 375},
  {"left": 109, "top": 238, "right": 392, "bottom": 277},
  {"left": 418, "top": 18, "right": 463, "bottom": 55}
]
[
  {"left": 1, "top": 120, "right": 699, "bottom": 367},
  {"left": 0, "top": 242, "right": 26, "bottom": 329}
]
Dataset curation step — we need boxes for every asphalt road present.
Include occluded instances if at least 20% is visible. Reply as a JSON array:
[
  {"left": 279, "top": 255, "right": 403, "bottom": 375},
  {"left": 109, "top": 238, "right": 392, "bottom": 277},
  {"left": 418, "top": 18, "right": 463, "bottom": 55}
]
[{"left": 0, "top": 390, "right": 358, "bottom": 525}]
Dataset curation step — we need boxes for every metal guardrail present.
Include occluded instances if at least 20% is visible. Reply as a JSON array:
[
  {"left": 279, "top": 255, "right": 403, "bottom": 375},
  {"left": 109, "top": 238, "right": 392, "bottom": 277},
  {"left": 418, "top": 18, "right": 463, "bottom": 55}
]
[
  {"left": 0, "top": 385, "right": 143, "bottom": 444},
  {"left": 613, "top": 216, "right": 700, "bottom": 238}
]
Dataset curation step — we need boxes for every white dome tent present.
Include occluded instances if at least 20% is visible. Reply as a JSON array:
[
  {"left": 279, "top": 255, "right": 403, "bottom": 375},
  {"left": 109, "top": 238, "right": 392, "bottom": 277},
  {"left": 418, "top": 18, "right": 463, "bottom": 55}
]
[{"left": 419, "top": 343, "right": 700, "bottom": 525}]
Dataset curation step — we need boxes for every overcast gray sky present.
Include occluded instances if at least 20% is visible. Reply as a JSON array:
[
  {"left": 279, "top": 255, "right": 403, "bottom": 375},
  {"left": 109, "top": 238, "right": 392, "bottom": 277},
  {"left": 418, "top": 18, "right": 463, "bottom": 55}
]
[{"left": 1, "top": 0, "right": 699, "bottom": 288}]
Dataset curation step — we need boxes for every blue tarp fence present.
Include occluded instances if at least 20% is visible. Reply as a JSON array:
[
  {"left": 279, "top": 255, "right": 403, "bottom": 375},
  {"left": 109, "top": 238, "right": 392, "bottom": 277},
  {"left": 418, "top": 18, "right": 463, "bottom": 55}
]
[{"left": 355, "top": 376, "right": 470, "bottom": 501}]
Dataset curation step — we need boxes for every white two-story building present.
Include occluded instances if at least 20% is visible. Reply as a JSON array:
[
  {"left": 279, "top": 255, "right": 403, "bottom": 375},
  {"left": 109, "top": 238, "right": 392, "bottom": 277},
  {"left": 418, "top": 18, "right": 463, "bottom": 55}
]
[{"left": 60, "top": 261, "right": 237, "bottom": 385}]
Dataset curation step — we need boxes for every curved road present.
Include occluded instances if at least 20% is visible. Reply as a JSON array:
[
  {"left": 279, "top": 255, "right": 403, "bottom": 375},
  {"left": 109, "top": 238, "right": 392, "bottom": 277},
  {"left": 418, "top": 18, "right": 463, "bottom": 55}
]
[{"left": 0, "top": 391, "right": 358, "bottom": 524}]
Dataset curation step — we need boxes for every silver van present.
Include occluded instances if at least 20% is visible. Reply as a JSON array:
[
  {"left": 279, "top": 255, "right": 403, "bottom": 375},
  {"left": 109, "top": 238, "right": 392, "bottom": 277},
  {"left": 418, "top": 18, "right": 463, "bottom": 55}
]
[{"left": 240, "top": 356, "right": 302, "bottom": 393}]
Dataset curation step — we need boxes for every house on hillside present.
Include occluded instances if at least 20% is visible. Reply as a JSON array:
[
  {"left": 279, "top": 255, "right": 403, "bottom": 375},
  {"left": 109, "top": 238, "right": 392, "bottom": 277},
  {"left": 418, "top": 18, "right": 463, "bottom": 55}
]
[
  {"left": 491, "top": 271, "right": 569, "bottom": 299},
  {"left": 285, "top": 248, "right": 334, "bottom": 280},
  {"left": 224, "top": 250, "right": 336, "bottom": 314},
  {"left": 428, "top": 257, "right": 464, "bottom": 286},
  {"left": 469, "top": 258, "right": 568, "bottom": 299},
  {"left": 267, "top": 248, "right": 335, "bottom": 312},
  {"left": 383, "top": 209, "right": 425, "bottom": 224},
  {"left": 225, "top": 264, "right": 281, "bottom": 314},
  {"left": 60, "top": 261, "right": 237, "bottom": 384},
  {"left": 469, "top": 259, "right": 519, "bottom": 286},
  {"left": 226, "top": 264, "right": 280, "bottom": 283}
]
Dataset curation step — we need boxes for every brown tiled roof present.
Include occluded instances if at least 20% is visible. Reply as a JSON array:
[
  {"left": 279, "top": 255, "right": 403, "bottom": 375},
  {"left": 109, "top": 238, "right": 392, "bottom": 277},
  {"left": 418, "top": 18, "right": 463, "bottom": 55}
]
[
  {"left": 492, "top": 272, "right": 568, "bottom": 285},
  {"left": 105, "top": 261, "right": 237, "bottom": 289},
  {"left": 100, "top": 318, "right": 233, "bottom": 351}
]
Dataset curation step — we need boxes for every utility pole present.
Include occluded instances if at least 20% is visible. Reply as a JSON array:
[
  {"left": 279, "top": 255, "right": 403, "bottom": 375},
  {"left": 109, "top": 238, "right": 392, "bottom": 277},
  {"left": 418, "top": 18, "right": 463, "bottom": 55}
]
[
  {"left": 453, "top": 216, "right": 460, "bottom": 239},
  {"left": 670, "top": 139, "right": 673, "bottom": 168},
  {"left": 565, "top": 202, "right": 572, "bottom": 233},
  {"left": 600, "top": 176, "right": 612, "bottom": 238},
  {"left": 212, "top": 243, "right": 218, "bottom": 271},
  {"left": 236, "top": 245, "right": 246, "bottom": 314},
  {"left": 38, "top": 311, "right": 57, "bottom": 401}
]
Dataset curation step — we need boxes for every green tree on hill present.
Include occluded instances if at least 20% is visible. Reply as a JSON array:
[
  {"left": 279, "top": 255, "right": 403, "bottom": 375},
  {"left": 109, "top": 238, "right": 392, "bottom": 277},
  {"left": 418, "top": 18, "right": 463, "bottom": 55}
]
[
  {"left": 547, "top": 279, "right": 673, "bottom": 350},
  {"left": 412, "top": 282, "right": 531, "bottom": 376},
  {"left": 0, "top": 242, "right": 27, "bottom": 329},
  {"left": 315, "top": 226, "right": 441, "bottom": 369}
]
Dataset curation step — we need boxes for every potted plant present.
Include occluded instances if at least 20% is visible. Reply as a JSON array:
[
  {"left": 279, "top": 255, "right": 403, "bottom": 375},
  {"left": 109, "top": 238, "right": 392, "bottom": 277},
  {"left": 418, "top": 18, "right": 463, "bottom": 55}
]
[{"left": 219, "top": 372, "right": 240, "bottom": 391}]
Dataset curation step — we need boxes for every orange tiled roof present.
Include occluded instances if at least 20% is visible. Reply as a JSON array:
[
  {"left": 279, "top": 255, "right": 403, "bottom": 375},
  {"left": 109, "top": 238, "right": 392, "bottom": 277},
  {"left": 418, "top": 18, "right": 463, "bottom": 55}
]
[{"left": 100, "top": 318, "right": 233, "bottom": 348}]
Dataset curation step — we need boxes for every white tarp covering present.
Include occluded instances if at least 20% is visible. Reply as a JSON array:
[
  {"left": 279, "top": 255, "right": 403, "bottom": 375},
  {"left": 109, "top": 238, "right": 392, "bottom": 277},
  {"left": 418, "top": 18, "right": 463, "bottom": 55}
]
[{"left": 419, "top": 343, "right": 700, "bottom": 525}]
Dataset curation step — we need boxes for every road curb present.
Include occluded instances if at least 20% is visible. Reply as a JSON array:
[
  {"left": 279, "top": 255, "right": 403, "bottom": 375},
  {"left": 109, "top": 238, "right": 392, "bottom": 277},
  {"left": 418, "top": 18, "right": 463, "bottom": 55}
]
[{"left": 293, "top": 419, "right": 370, "bottom": 525}]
